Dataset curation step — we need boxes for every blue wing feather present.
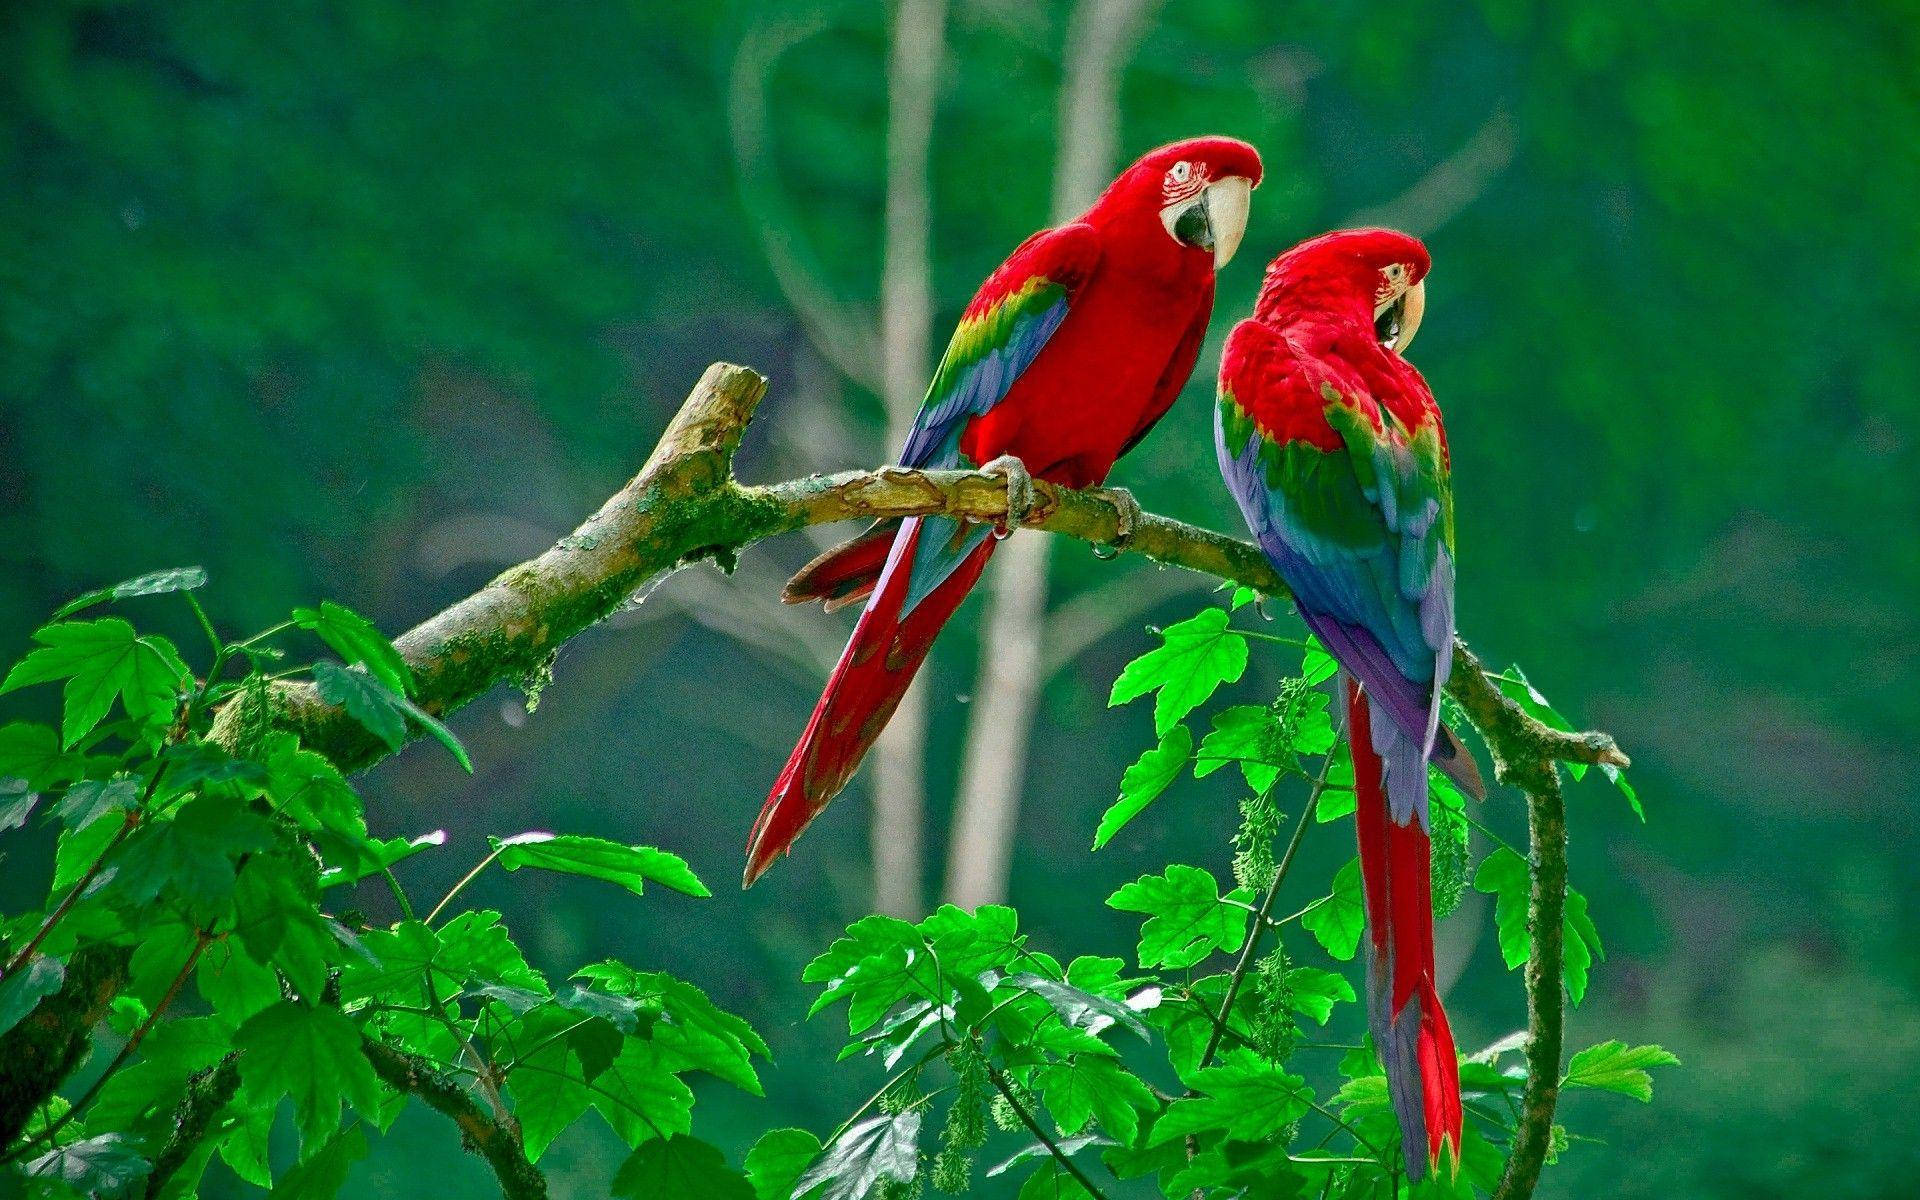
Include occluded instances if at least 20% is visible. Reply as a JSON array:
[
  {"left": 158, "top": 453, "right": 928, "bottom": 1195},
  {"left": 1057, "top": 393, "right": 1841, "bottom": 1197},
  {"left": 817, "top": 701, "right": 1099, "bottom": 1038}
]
[
  {"left": 1215, "top": 321, "right": 1464, "bottom": 820},
  {"left": 887, "top": 225, "right": 1100, "bottom": 612}
]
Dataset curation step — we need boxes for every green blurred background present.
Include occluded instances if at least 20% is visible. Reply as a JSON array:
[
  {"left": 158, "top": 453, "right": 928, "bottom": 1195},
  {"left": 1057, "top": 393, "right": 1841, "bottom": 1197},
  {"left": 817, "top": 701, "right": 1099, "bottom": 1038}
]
[{"left": 3, "top": 0, "right": 1916, "bottom": 1195}]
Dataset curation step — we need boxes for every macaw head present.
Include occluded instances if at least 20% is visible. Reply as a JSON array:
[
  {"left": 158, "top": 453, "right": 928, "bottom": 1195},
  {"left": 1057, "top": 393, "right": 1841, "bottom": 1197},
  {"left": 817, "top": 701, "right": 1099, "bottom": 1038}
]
[
  {"left": 1254, "top": 228, "right": 1432, "bottom": 354},
  {"left": 1086, "top": 136, "right": 1264, "bottom": 270}
]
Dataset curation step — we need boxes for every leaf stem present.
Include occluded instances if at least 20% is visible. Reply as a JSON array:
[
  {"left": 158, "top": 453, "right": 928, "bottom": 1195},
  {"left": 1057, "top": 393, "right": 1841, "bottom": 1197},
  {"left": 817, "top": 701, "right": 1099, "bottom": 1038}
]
[
  {"left": 425, "top": 845, "right": 507, "bottom": 926},
  {"left": 183, "top": 594, "right": 223, "bottom": 660},
  {"left": 380, "top": 866, "right": 417, "bottom": 921},
  {"left": 821, "top": 1043, "right": 946, "bottom": 1151},
  {"left": 1234, "top": 629, "right": 1309, "bottom": 648}
]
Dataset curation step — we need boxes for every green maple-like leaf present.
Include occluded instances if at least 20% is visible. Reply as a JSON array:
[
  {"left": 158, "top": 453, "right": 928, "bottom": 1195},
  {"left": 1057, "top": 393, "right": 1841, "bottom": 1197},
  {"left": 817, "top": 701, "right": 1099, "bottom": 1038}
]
[
  {"left": 1094, "top": 725, "right": 1190, "bottom": 850},
  {"left": 1476, "top": 847, "right": 1531, "bottom": 968},
  {"left": 1562, "top": 889, "right": 1605, "bottom": 1004},
  {"left": 233, "top": 1003, "right": 384, "bottom": 1144},
  {"left": 1149, "top": 1049, "right": 1314, "bottom": 1146},
  {"left": 0, "top": 781, "right": 36, "bottom": 832},
  {"left": 589, "top": 1037, "right": 695, "bottom": 1148},
  {"left": 1105, "top": 865, "right": 1250, "bottom": 970},
  {"left": 1301, "top": 857, "right": 1365, "bottom": 961},
  {"left": 1193, "top": 705, "right": 1283, "bottom": 794},
  {"left": 261, "top": 734, "right": 364, "bottom": 841},
  {"left": 794, "top": 1111, "right": 921, "bottom": 1200},
  {"left": 340, "top": 920, "right": 442, "bottom": 1006},
  {"left": 504, "top": 1008, "right": 594, "bottom": 1162},
  {"left": 311, "top": 661, "right": 470, "bottom": 771},
  {"left": 218, "top": 1099, "right": 275, "bottom": 1187},
  {"left": 1034, "top": 1057, "right": 1156, "bottom": 1143},
  {"left": 54, "top": 566, "right": 207, "bottom": 619},
  {"left": 437, "top": 910, "right": 547, "bottom": 994},
  {"left": 574, "top": 962, "right": 767, "bottom": 1094},
  {"left": 51, "top": 775, "right": 140, "bottom": 830},
  {"left": 1006, "top": 973, "right": 1147, "bottom": 1040},
  {"left": 802, "top": 915, "right": 936, "bottom": 1033},
  {"left": 1562, "top": 1040, "right": 1680, "bottom": 1102},
  {"left": 1285, "top": 966, "right": 1357, "bottom": 1025},
  {"left": 293, "top": 601, "right": 414, "bottom": 697},
  {"left": 318, "top": 829, "right": 445, "bottom": 889},
  {"left": 110, "top": 794, "right": 277, "bottom": 917},
  {"left": 612, "top": 1135, "right": 753, "bottom": 1200},
  {"left": 918, "top": 903, "right": 1024, "bottom": 986},
  {"left": 232, "top": 854, "right": 338, "bottom": 1001},
  {"left": 990, "top": 1133, "right": 1111, "bottom": 1181},
  {"left": 0, "top": 954, "right": 66, "bottom": 1038},
  {"left": 268, "top": 1125, "right": 369, "bottom": 1199},
  {"left": 1312, "top": 747, "right": 1358, "bottom": 823},
  {"left": 1473, "top": 848, "right": 1606, "bottom": 1002},
  {"left": 745, "top": 1129, "right": 822, "bottom": 1200},
  {"left": 196, "top": 934, "right": 282, "bottom": 1024},
  {"left": 0, "top": 721, "right": 83, "bottom": 789},
  {"left": 52, "top": 807, "right": 122, "bottom": 892},
  {"left": 1, "top": 618, "right": 190, "bottom": 746},
  {"left": 21, "top": 1132, "right": 150, "bottom": 1199},
  {"left": 1301, "top": 636, "right": 1339, "bottom": 685},
  {"left": 493, "top": 832, "right": 709, "bottom": 898},
  {"left": 1108, "top": 608, "right": 1248, "bottom": 735},
  {"left": 88, "top": 1015, "right": 230, "bottom": 1133}
]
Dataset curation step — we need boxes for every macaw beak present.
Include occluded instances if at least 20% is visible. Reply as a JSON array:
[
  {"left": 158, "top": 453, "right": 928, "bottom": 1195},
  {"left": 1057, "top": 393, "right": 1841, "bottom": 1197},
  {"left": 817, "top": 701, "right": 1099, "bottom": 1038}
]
[
  {"left": 1374, "top": 279, "right": 1427, "bottom": 354},
  {"left": 1159, "top": 175, "right": 1254, "bottom": 269},
  {"left": 1203, "top": 176, "right": 1251, "bottom": 269}
]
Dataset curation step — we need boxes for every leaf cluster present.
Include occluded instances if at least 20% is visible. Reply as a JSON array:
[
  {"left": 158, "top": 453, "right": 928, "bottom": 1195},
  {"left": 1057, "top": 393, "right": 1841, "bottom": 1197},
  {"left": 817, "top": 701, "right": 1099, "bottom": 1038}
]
[{"left": 0, "top": 570, "right": 762, "bottom": 1198}]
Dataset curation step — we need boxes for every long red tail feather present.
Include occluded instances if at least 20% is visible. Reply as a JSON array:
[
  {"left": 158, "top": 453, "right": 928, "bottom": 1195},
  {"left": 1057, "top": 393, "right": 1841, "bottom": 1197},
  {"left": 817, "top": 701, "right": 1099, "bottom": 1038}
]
[
  {"left": 783, "top": 522, "right": 899, "bottom": 612},
  {"left": 744, "top": 522, "right": 995, "bottom": 886},
  {"left": 1346, "top": 678, "right": 1463, "bottom": 1179}
]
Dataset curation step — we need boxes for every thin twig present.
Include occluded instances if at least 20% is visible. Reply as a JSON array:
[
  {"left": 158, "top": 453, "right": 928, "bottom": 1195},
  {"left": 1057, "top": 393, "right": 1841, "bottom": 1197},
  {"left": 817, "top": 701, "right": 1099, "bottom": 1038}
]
[
  {"left": 1196, "top": 741, "right": 1341, "bottom": 1073},
  {"left": 984, "top": 1063, "right": 1112, "bottom": 1200},
  {"left": 2, "top": 754, "right": 176, "bottom": 980},
  {"left": 0, "top": 815, "right": 137, "bottom": 980}
]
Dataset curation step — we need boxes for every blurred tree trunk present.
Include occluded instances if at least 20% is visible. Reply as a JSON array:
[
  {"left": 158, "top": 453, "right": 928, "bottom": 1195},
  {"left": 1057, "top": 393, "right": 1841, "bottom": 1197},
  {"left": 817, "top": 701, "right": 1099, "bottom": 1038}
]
[
  {"left": 943, "top": 0, "right": 1162, "bottom": 908},
  {"left": 869, "top": 0, "right": 950, "bottom": 918}
]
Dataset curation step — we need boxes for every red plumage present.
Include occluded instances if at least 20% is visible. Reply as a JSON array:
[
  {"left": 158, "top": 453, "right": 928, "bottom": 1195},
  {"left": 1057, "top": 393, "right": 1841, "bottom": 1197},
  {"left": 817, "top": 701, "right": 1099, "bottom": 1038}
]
[
  {"left": 748, "top": 523, "right": 995, "bottom": 873},
  {"left": 1348, "top": 679, "right": 1462, "bottom": 1171},
  {"left": 745, "top": 136, "right": 1263, "bottom": 886},
  {"left": 1216, "top": 229, "right": 1478, "bottom": 1178}
]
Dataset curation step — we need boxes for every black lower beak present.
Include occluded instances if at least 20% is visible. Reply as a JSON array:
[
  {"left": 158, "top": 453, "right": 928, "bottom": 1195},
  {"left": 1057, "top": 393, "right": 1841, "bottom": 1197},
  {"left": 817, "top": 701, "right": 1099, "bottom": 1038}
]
[{"left": 1174, "top": 193, "right": 1214, "bottom": 253}]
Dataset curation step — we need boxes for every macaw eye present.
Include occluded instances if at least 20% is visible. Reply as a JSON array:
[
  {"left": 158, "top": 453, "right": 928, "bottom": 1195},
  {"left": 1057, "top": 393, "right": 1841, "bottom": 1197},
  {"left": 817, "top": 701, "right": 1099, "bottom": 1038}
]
[{"left": 1169, "top": 161, "right": 1192, "bottom": 184}]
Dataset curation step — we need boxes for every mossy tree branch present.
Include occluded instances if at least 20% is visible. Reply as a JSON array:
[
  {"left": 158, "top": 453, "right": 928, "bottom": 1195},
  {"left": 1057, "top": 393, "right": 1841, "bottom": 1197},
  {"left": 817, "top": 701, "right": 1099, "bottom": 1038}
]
[
  {"left": 181, "top": 361, "right": 1622, "bottom": 1200},
  {"left": 362, "top": 1041, "right": 546, "bottom": 1200},
  {"left": 0, "top": 945, "right": 133, "bottom": 1149},
  {"left": 142, "top": 1055, "right": 239, "bottom": 1200}
]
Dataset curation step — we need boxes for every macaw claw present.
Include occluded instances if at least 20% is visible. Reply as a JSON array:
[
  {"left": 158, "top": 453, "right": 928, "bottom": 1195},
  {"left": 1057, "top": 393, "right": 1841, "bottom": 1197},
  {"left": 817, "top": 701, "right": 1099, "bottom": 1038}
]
[
  {"left": 1092, "top": 485, "right": 1143, "bottom": 549},
  {"left": 981, "top": 454, "right": 1035, "bottom": 534}
]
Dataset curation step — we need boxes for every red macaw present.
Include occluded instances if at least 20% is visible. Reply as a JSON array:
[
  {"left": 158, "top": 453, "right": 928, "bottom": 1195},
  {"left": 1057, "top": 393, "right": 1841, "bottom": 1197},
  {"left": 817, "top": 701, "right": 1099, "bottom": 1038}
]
[
  {"left": 1214, "top": 229, "right": 1486, "bottom": 1178},
  {"left": 746, "top": 136, "right": 1264, "bottom": 886}
]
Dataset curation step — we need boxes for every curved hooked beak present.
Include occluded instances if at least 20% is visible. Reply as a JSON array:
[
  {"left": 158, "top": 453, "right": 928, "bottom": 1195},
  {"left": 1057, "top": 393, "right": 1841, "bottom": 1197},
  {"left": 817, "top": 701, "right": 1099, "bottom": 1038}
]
[
  {"left": 1160, "top": 175, "right": 1254, "bottom": 269},
  {"left": 1374, "top": 279, "right": 1426, "bottom": 354}
]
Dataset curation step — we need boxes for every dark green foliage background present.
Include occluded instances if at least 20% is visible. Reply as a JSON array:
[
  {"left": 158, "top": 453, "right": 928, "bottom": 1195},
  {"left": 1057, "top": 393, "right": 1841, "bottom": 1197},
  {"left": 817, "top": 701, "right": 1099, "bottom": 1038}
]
[{"left": 1, "top": 0, "right": 1914, "bottom": 1195}]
